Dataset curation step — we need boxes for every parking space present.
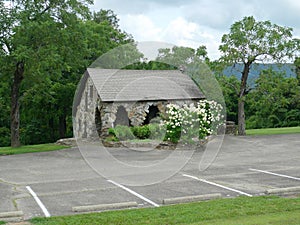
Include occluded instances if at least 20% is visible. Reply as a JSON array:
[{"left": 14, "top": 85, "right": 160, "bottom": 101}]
[
  {"left": 0, "top": 183, "right": 16, "bottom": 213},
  {"left": 0, "top": 134, "right": 300, "bottom": 221}
]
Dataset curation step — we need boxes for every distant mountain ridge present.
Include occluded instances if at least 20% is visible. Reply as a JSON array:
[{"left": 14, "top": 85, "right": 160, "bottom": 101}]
[{"left": 223, "top": 63, "right": 296, "bottom": 84}]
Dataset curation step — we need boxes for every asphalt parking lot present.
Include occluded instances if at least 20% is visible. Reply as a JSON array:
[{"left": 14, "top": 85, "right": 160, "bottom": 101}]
[{"left": 0, "top": 134, "right": 300, "bottom": 221}]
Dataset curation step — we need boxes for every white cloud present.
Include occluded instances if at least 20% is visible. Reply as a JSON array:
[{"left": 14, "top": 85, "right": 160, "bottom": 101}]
[
  {"left": 163, "top": 17, "right": 198, "bottom": 41},
  {"left": 92, "top": 0, "right": 300, "bottom": 60},
  {"left": 161, "top": 17, "right": 221, "bottom": 59},
  {"left": 120, "top": 15, "right": 223, "bottom": 59},
  {"left": 119, "top": 14, "right": 162, "bottom": 42}
]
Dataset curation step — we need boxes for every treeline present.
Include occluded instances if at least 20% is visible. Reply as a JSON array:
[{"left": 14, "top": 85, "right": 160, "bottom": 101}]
[{"left": 0, "top": 1, "right": 299, "bottom": 147}]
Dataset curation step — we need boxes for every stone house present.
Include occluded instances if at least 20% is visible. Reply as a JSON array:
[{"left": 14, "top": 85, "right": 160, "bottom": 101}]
[{"left": 73, "top": 68, "right": 205, "bottom": 140}]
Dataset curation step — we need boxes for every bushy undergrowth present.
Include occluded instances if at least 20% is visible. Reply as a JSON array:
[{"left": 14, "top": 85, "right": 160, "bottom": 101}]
[
  {"left": 108, "top": 123, "right": 166, "bottom": 142},
  {"left": 107, "top": 100, "right": 224, "bottom": 144}
]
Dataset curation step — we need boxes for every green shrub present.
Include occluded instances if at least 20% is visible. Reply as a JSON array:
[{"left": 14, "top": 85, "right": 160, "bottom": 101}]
[
  {"left": 149, "top": 123, "right": 166, "bottom": 140},
  {"left": 0, "top": 127, "right": 10, "bottom": 147},
  {"left": 131, "top": 125, "right": 150, "bottom": 139},
  {"left": 109, "top": 124, "right": 166, "bottom": 141},
  {"left": 164, "top": 125, "right": 181, "bottom": 143},
  {"left": 108, "top": 128, "right": 116, "bottom": 136},
  {"left": 105, "top": 136, "right": 119, "bottom": 142},
  {"left": 114, "top": 125, "right": 135, "bottom": 141}
]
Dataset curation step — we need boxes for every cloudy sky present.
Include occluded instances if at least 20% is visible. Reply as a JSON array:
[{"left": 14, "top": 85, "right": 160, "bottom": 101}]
[{"left": 92, "top": 0, "right": 300, "bottom": 60}]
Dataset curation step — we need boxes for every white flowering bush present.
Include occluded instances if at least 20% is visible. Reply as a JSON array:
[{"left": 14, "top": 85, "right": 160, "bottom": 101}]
[{"left": 162, "top": 100, "right": 224, "bottom": 144}]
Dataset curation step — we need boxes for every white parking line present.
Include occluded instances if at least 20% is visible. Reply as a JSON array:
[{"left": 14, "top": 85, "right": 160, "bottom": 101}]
[
  {"left": 107, "top": 180, "right": 160, "bottom": 207},
  {"left": 249, "top": 168, "right": 300, "bottom": 181},
  {"left": 182, "top": 174, "right": 253, "bottom": 197},
  {"left": 26, "top": 186, "right": 51, "bottom": 217}
]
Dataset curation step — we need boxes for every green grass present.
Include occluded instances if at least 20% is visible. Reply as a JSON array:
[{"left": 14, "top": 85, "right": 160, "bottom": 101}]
[
  {"left": 246, "top": 126, "right": 300, "bottom": 135},
  {"left": 0, "top": 221, "right": 5, "bottom": 225},
  {"left": 30, "top": 196, "right": 300, "bottom": 225},
  {"left": 0, "top": 143, "right": 70, "bottom": 156},
  {"left": 197, "top": 210, "right": 300, "bottom": 224}
]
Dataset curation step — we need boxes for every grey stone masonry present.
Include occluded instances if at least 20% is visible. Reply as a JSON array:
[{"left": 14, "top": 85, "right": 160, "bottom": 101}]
[{"left": 74, "top": 76, "right": 99, "bottom": 140}]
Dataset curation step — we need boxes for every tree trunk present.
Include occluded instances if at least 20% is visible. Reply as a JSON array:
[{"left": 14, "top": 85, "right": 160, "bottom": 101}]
[
  {"left": 238, "top": 98, "right": 246, "bottom": 135},
  {"left": 237, "top": 62, "right": 251, "bottom": 135},
  {"left": 11, "top": 62, "right": 24, "bottom": 147}
]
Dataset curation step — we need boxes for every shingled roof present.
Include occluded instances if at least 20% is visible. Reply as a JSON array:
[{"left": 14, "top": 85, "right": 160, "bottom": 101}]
[{"left": 87, "top": 68, "right": 204, "bottom": 102}]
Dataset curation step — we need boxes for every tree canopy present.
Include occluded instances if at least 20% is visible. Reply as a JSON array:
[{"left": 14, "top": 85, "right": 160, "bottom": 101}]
[{"left": 0, "top": 0, "right": 138, "bottom": 146}]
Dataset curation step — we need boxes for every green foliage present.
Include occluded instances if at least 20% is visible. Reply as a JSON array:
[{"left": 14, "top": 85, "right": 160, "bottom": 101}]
[
  {"left": 0, "top": 77, "right": 10, "bottom": 147},
  {"left": 216, "top": 75, "right": 240, "bottom": 123},
  {"left": 105, "top": 128, "right": 119, "bottom": 142},
  {"left": 114, "top": 125, "right": 135, "bottom": 141},
  {"left": 219, "top": 16, "right": 298, "bottom": 64},
  {"left": 294, "top": 57, "right": 300, "bottom": 83},
  {"left": 0, "top": 127, "right": 10, "bottom": 147},
  {"left": 108, "top": 128, "right": 117, "bottom": 137},
  {"left": 131, "top": 125, "right": 151, "bottom": 139},
  {"left": 246, "top": 68, "right": 300, "bottom": 129},
  {"left": 105, "top": 136, "right": 119, "bottom": 142},
  {"left": 0, "top": 0, "right": 139, "bottom": 146},
  {"left": 148, "top": 123, "right": 166, "bottom": 140},
  {"left": 108, "top": 123, "right": 166, "bottom": 142},
  {"left": 156, "top": 45, "right": 209, "bottom": 67},
  {"left": 123, "top": 61, "right": 176, "bottom": 70}
]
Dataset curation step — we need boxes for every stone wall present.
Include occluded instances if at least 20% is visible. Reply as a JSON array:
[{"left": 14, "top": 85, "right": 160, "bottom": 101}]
[{"left": 73, "top": 76, "right": 99, "bottom": 140}]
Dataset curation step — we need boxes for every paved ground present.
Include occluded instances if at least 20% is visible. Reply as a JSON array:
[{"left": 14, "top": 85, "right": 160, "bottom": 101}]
[{"left": 0, "top": 134, "right": 300, "bottom": 221}]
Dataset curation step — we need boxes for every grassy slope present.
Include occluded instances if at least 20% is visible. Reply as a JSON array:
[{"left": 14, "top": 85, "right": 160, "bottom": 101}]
[
  {"left": 0, "top": 143, "right": 70, "bottom": 156},
  {"left": 246, "top": 126, "right": 300, "bottom": 135},
  {"left": 30, "top": 196, "right": 300, "bottom": 225}
]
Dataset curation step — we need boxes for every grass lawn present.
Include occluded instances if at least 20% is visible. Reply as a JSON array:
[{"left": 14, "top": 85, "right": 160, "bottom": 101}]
[
  {"left": 0, "top": 143, "right": 70, "bottom": 156},
  {"left": 30, "top": 196, "right": 300, "bottom": 225},
  {"left": 246, "top": 126, "right": 300, "bottom": 135}
]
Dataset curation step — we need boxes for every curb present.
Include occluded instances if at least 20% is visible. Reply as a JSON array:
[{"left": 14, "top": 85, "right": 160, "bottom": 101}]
[
  {"left": 72, "top": 202, "right": 138, "bottom": 212},
  {"left": 0, "top": 211, "right": 23, "bottom": 223},
  {"left": 162, "top": 193, "right": 222, "bottom": 205},
  {"left": 0, "top": 211, "right": 23, "bottom": 218},
  {"left": 266, "top": 186, "right": 300, "bottom": 195}
]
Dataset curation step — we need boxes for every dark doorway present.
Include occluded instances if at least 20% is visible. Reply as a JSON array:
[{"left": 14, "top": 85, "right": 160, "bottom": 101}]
[
  {"left": 114, "top": 106, "right": 130, "bottom": 126},
  {"left": 144, "top": 105, "right": 159, "bottom": 125},
  {"left": 95, "top": 107, "right": 102, "bottom": 136}
]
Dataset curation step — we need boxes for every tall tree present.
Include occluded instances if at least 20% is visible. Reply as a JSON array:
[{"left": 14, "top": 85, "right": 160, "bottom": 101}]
[
  {"left": 0, "top": 0, "right": 92, "bottom": 147},
  {"left": 219, "top": 16, "right": 299, "bottom": 135}
]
